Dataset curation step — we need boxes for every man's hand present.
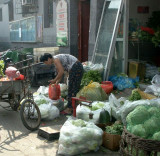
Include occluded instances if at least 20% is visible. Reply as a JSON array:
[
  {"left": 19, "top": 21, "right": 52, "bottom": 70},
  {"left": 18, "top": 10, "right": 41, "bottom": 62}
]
[
  {"left": 48, "top": 79, "right": 60, "bottom": 84},
  {"left": 48, "top": 79, "right": 56, "bottom": 84}
]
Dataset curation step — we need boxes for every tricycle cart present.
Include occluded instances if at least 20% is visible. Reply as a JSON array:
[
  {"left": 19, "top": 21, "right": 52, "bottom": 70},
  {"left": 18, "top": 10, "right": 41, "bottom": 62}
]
[{"left": 0, "top": 58, "right": 41, "bottom": 131}]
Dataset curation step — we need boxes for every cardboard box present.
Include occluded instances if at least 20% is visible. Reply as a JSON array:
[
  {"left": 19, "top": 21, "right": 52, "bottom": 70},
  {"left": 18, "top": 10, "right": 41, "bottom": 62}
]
[
  {"left": 102, "top": 132, "right": 121, "bottom": 151},
  {"left": 38, "top": 125, "right": 62, "bottom": 141},
  {"left": 128, "top": 60, "right": 146, "bottom": 80}
]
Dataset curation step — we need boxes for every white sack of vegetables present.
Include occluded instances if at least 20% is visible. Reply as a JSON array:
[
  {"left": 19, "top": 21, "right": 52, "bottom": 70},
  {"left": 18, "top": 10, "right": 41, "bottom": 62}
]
[
  {"left": 33, "top": 94, "right": 59, "bottom": 120},
  {"left": 37, "top": 86, "right": 49, "bottom": 95},
  {"left": 58, "top": 118, "right": 103, "bottom": 156},
  {"left": 37, "top": 103, "right": 59, "bottom": 120},
  {"left": 76, "top": 101, "right": 111, "bottom": 123},
  {"left": 76, "top": 82, "right": 107, "bottom": 101}
]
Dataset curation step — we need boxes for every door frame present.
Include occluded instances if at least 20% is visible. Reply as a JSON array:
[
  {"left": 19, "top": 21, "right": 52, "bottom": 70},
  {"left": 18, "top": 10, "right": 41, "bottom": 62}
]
[{"left": 78, "top": 0, "right": 90, "bottom": 62}]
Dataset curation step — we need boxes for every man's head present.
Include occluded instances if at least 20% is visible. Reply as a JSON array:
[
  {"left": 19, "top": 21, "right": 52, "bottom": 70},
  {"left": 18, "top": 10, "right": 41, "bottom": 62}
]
[{"left": 40, "top": 53, "right": 53, "bottom": 65}]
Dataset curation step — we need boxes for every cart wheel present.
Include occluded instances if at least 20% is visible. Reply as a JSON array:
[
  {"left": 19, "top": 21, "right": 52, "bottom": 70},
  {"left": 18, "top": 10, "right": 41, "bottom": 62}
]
[{"left": 20, "top": 99, "right": 41, "bottom": 131}]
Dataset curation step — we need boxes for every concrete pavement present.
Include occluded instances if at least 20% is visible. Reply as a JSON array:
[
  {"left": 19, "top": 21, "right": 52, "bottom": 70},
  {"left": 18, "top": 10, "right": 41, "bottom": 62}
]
[{"left": 0, "top": 101, "right": 119, "bottom": 156}]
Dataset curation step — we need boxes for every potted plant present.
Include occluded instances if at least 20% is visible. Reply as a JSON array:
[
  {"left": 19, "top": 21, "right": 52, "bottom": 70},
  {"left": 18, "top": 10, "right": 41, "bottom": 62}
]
[{"left": 152, "top": 30, "right": 160, "bottom": 47}]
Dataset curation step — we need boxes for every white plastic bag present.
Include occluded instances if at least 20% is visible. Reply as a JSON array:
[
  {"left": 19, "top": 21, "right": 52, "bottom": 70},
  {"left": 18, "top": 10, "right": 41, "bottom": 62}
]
[
  {"left": 145, "top": 74, "right": 160, "bottom": 96},
  {"left": 117, "top": 99, "right": 150, "bottom": 125},
  {"left": 76, "top": 101, "right": 110, "bottom": 123},
  {"left": 151, "top": 74, "right": 160, "bottom": 85},
  {"left": 47, "top": 104, "right": 59, "bottom": 120},
  {"left": 59, "top": 83, "right": 68, "bottom": 92},
  {"left": 76, "top": 105, "right": 91, "bottom": 122},
  {"left": 83, "top": 61, "right": 104, "bottom": 73},
  {"left": 58, "top": 118, "right": 103, "bottom": 156},
  {"left": 34, "top": 94, "right": 51, "bottom": 106},
  {"left": 38, "top": 103, "right": 59, "bottom": 120},
  {"left": 38, "top": 104, "right": 50, "bottom": 119},
  {"left": 76, "top": 105, "right": 102, "bottom": 123},
  {"left": 109, "top": 93, "right": 122, "bottom": 120},
  {"left": 37, "top": 86, "right": 49, "bottom": 95}
]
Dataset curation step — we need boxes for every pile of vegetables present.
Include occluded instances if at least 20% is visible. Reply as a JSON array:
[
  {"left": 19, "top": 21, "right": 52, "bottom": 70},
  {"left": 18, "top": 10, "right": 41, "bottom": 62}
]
[
  {"left": 105, "top": 121, "right": 123, "bottom": 135},
  {"left": 128, "top": 89, "right": 141, "bottom": 101},
  {"left": 77, "top": 82, "right": 107, "bottom": 101},
  {"left": 80, "top": 70, "right": 102, "bottom": 89},
  {"left": 0, "top": 60, "right": 4, "bottom": 77},
  {"left": 126, "top": 105, "right": 160, "bottom": 140}
]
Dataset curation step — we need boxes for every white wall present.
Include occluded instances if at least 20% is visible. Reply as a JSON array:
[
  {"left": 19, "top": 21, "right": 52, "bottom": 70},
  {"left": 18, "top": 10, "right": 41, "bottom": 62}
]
[
  {"left": 0, "top": 4, "right": 10, "bottom": 42},
  {"left": 129, "top": 0, "right": 160, "bottom": 25}
]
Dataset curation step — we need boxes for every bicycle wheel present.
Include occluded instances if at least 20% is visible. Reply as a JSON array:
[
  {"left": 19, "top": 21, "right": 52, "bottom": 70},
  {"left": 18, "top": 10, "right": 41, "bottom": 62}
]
[{"left": 20, "top": 99, "right": 41, "bottom": 131}]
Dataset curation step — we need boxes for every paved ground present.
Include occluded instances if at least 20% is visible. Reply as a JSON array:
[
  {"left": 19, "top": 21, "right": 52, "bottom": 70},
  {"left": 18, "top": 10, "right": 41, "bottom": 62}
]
[
  {"left": 0, "top": 101, "right": 120, "bottom": 156},
  {"left": 0, "top": 87, "right": 134, "bottom": 156}
]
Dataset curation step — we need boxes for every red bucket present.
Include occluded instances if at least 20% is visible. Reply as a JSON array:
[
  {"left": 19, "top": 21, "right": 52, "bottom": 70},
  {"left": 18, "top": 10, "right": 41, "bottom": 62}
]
[
  {"left": 101, "top": 81, "right": 113, "bottom": 94},
  {"left": 48, "top": 84, "right": 61, "bottom": 100}
]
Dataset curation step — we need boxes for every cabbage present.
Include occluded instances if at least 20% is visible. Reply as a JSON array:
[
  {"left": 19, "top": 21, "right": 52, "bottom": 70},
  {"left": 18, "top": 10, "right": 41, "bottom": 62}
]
[
  {"left": 92, "top": 102, "right": 105, "bottom": 111},
  {"left": 72, "top": 119, "right": 86, "bottom": 127},
  {"left": 152, "top": 131, "right": 160, "bottom": 141},
  {"left": 127, "top": 106, "right": 160, "bottom": 139},
  {"left": 148, "top": 106, "right": 160, "bottom": 117},
  {"left": 131, "top": 124, "right": 147, "bottom": 138},
  {"left": 144, "top": 117, "right": 160, "bottom": 136},
  {"left": 126, "top": 105, "right": 150, "bottom": 125}
]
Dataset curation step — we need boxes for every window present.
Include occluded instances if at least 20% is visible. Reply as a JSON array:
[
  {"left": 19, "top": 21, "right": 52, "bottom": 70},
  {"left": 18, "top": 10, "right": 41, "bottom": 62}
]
[
  {"left": 0, "top": 8, "right": 2, "bottom": 21},
  {"left": 44, "top": 0, "right": 53, "bottom": 28}
]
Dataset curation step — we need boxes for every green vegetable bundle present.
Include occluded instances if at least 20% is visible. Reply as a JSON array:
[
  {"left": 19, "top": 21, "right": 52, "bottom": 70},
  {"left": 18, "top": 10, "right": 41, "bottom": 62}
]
[
  {"left": 80, "top": 70, "right": 102, "bottom": 89},
  {"left": 0, "top": 60, "right": 4, "bottom": 77},
  {"left": 105, "top": 121, "right": 123, "bottom": 135},
  {"left": 128, "top": 89, "right": 141, "bottom": 101}
]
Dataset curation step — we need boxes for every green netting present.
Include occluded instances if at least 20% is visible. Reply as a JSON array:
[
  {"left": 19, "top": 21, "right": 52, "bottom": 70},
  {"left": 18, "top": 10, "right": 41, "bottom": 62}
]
[{"left": 76, "top": 82, "right": 107, "bottom": 101}]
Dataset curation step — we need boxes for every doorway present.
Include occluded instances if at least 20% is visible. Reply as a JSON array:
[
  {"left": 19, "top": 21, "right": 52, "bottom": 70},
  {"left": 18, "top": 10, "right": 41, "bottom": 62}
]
[{"left": 78, "top": 0, "right": 90, "bottom": 62}]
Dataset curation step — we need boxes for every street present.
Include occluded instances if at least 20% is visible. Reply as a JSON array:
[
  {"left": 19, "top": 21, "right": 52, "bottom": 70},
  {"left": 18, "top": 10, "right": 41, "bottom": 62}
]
[{"left": 0, "top": 101, "right": 119, "bottom": 156}]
